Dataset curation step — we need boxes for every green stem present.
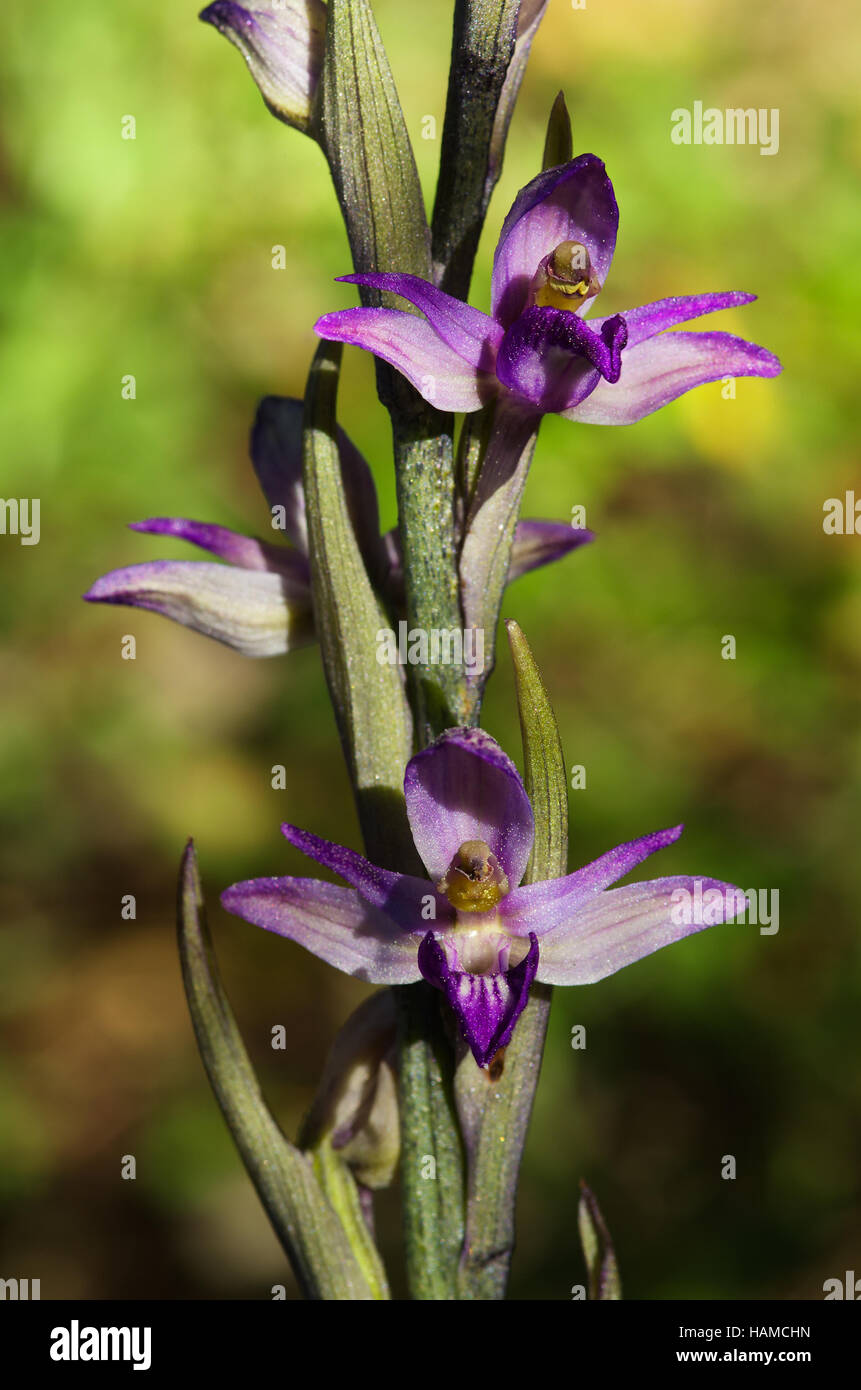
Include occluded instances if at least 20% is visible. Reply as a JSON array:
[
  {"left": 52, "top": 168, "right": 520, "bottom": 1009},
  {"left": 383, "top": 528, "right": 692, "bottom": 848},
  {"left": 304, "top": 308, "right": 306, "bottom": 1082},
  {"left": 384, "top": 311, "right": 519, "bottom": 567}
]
[{"left": 395, "top": 984, "right": 466, "bottom": 1299}]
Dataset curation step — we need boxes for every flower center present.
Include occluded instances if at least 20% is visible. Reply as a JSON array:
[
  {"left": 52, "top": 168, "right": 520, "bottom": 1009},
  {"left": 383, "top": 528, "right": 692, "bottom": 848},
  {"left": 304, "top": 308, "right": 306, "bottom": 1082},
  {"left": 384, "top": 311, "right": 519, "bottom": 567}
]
[
  {"left": 437, "top": 839, "right": 510, "bottom": 914},
  {"left": 530, "top": 240, "right": 601, "bottom": 311}
]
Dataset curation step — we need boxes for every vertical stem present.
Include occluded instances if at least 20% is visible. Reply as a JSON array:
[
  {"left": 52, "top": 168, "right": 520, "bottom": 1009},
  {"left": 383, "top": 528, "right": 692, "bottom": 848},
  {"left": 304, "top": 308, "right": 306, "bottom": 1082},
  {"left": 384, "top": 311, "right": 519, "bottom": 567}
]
[
  {"left": 395, "top": 984, "right": 465, "bottom": 1299},
  {"left": 431, "top": 0, "right": 522, "bottom": 296}
]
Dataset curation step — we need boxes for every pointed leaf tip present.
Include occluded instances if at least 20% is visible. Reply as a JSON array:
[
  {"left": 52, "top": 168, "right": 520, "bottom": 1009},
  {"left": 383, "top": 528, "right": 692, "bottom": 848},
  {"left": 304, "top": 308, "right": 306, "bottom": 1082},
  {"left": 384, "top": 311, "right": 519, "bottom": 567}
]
[
  {"left": 578, "top": 1180, "right": 622, "bottom": 1300},
  {"left": 506, "top": 620, "right": 568, "bottom": 884},
  {"left": 542, "top": 91, "right": 573, "bottom": 171}
]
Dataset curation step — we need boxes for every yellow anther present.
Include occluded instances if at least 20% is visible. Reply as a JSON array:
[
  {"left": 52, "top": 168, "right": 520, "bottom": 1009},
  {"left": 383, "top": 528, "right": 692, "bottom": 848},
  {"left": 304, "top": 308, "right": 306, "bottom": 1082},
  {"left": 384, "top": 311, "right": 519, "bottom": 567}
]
[
  {"left": 437, "top": 839, "right": 510, "bottom": 914},
  {"left": 531, "top": 240, "right": 601, "bottom": 311}
]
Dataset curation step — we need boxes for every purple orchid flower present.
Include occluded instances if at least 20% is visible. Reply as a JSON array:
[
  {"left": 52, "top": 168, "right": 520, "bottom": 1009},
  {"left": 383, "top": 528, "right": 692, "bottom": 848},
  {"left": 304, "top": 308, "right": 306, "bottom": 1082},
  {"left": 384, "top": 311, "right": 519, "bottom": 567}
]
[
  {"left": 314, "top": 154, "right": 781, "bottom": 424},
  {"left": 83, "top": 398, "right": 592, "bottom": 656},
  {"left": 222, "top": 727, "right": 741, "bottom": 1068}
]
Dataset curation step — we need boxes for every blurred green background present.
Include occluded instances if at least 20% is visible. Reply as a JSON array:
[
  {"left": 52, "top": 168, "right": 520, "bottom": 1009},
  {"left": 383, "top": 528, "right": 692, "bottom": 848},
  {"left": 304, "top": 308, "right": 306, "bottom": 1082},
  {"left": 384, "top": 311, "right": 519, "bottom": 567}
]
[{"left": 1, "top": 0, "right": 859, "bottom": 1299}]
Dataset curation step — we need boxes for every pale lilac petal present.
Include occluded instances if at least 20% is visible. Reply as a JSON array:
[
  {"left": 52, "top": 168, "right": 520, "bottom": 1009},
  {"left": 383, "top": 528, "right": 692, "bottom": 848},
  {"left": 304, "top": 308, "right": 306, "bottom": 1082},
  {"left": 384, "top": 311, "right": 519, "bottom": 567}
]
[
  {"left": 499, "top": 825, "right": 683, "bottom": 938},
  {"left": 83, "top": 560, "right": 313, "bottom": 657},
  {"left": 280, "top": 823, "right": 453, "bottom": 932},
  {"left": 404, "top": 727, "right": 534, "bottom": 886},
  {"left": 129, "top": 517, "right": 306, "bottom": 582},
  {"left": 564, "top": 330, "right": 781, "bottom": 426},
  {"left": 508, "top": 519, "right": 594, "bottom": 583},
  {"left": 492, "top": 155, "right": 619, "bottom": 328},
  {"left": 587, "top": 291, "right": 756, "bottom": 347},
  {"left": 221, "top": 877, "right": 422, "bottom": 984},
  {"left": 496, "top": 306, "right": 626, "bottom": 411},
  {"left": 314, "top": 307, "right": 496, "bottom": 412},
  {"left": 200, "top": 1, "right": 325, "bottom": 131},
  {"left": 340, "top": 273, "right": 504, "bottom": 371},
  {"left": 534, "top": 876, "right": 745, "bottom": 985},
  {"left": 417, "top": 931, "right": 539, "bottom": 1067}
]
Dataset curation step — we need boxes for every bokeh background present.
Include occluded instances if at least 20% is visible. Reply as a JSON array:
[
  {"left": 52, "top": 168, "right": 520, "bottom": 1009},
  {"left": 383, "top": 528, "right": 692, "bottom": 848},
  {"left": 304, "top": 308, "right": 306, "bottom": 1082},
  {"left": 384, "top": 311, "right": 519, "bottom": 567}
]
[{"left": 1, "top": 0, "right": 859, "bottom": 1299}]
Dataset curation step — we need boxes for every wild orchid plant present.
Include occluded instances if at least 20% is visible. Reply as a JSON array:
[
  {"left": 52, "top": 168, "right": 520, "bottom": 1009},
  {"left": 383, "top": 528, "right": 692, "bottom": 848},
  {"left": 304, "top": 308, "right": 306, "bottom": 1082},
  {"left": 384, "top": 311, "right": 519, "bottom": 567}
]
[{"left": 86, "top": 0, "right": 780, "bottom": 1300}]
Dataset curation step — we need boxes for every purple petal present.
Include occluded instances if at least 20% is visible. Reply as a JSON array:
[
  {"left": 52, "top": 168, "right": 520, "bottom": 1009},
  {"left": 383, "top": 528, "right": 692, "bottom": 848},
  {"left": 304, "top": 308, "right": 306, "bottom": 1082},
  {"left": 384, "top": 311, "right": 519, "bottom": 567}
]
[
  {"left": 280, "top": 823, "right": 453, "bottom": 932},
  {"left": 249, "top": 396, "right": 307, "bottom": 551},
  {"left": 200, "top": 1, "right": 325, "bottom": 131},
  {"left": 340, "top": 273, "right": 503, "bottom": 372},
  {"left": 83, "top": 560, "right": 313, "bottom": 657},
  {"left": 496, "top": 306, "right": 626, "bottom": 411},
  {"left": 534, "top": 876, "right": 745, "bottom": 985},
  {"left": 404, "top": 727, "right": 534, "bottom": 886},
  {"left": 250, "top": 395, "right": 385, "bottom": 578},
  {"left": 499, "top": 825, "right": 684, "bottom": 938},
  {"left": 508, "top": 519, "right": 595, "bottom": 584},
  {"left": 587, "top": 291, "right": 757, "bottom": 348},
  {"left": 314, "top": 307, "right": 496, "bottom": 412},
  {"left": 417, "top": 931, "right": 539, "bottom": 1067},
  {"left": 492, "top": 155, "right": 619, "bottom": 328},
  {"left": 129, "top": 517, "right": 307, "bottom": 583},
  {"left": 564, "top": 330, "right": 781, "bottom": 426},
  {"left": 221, "top": 877, "right": 422, "bottom": 984}
]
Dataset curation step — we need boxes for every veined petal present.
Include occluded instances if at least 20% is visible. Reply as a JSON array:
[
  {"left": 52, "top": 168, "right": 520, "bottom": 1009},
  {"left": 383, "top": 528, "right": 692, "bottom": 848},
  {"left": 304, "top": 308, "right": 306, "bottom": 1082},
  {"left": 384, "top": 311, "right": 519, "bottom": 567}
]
[
  {"left": 314, "top": 307, "right": 496, "bottom": 412},
  {"left": 417, "top": 931, "right": 539, "bottom": 1067},
  {"left": 200, "top": 1, "right": 325, "bottom": 133},
  {"left": 508, "top": 519, "right": 595, "bottom": 583},
  {"left": 564, "top": 330, "right": 781, "bottom": 426},
  {"left": 404, "top": 727, "right": 534, "bottom": 886},
  {"left": 340, "top": 272, "right": 504, "bottom": 371},
  {"left": 221, "top": 877, "right": 423, "bottom": 984},
  {"left": 496, "top": 306, "right": 626, "bottom": 411},
  {"left": 492, "top": 155, "right": 619, "bottom": 328},
  {"left": 499, "top": 824, "right": 684, "bottom": 938},
  {"left": 83, "top": 560, "right": 313, "bottom": 657},
  {"left": 130, "top": 517, "right": 308, "bottom": 586},
  {"left": 534, "top": 876, "right": 745, "bottom": 985},
  {"left": 280, "top": 823, "right": 453, "bottom": 932},
  {"left": 587, "top": 291, "right": 757, "bottom": 347},
  {"left": 251, "top": 394, "right": 385, "bottom": 578}
]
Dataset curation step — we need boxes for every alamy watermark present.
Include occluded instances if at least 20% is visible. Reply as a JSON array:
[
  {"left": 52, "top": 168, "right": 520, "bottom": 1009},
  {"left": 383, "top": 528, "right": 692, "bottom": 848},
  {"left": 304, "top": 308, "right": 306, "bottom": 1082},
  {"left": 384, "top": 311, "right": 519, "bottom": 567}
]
[
  {"left": 671, "top": 103, "right": 779, "bottom": 156},
  {"left": 0, "top": 498, "right": 40, "bottom": 545},
  {"left": 376, "top": 621, "right": 485, "bottom": 675},
  {"left": 670, "top": 882, "right": 779, "bottom": 935}
]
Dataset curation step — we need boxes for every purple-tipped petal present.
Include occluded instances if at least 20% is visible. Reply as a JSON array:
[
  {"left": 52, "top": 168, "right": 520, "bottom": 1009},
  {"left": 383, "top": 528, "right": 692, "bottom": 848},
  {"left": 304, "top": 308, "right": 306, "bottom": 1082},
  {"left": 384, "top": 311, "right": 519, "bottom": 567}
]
[
  {"left": 499, "top": 825, "right": 684, "bottom": 938},
  {"left": 84, "top": 560, "right": 313, "bottom": 657},
  {"left": 280, "top": 823, "right": 453, "bottom": 932},
  {"left": 492, "top": 155, "right": 619, "bottom": 328},
  {"left": 314, "top": 307, "right": 496, "bottom": 412},
  {"left": 534, "top": 876, "right": 745, "bottom": 985},
  {"left": 564, "top": 330, "right": 781, "bottom": 426},
  {"left": 200, "top": 1, "right": 325, "bottom": 132},
  {"left": 496, "top": 306, "right": 627, "bottom": 411},
  {"left": 404, "top": 727, "right": 534, "bottom": 886},
  {"left": 587, "top": 291, "right": 757, "bottom": 347},
  {"left": 129, "top": 517, "right": 306, "bottom": 582},
  {"left": 250, "top": 395, "right": 384, "bottom": 576},
  {"left": 221, "top": 877, "right": 423, "bottom": 984},
  {"left": 417, "top": 931, "right": 539, "bottom": 1067},
  {"left": 508, "top": 519, "right": 595, "bottom": 584},
  {"left": 340, "top": 273, "right": 504, "bottom": 372}
]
